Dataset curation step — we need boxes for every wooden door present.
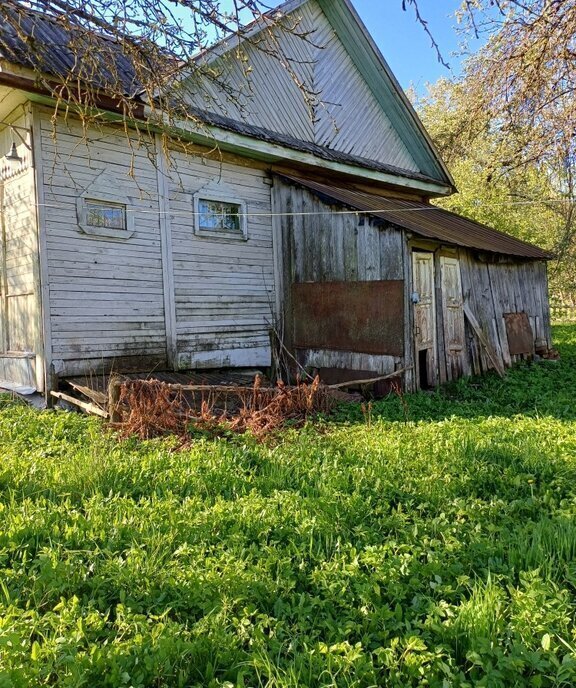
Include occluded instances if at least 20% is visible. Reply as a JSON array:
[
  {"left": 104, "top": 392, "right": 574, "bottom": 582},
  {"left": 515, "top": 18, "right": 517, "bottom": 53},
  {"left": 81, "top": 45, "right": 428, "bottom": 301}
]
[
  {"left": 412, "top": 251, "right": 437, "bottom": 388},
  {"left": 440, "top": 256, "right": 466, "bottom": 380}
]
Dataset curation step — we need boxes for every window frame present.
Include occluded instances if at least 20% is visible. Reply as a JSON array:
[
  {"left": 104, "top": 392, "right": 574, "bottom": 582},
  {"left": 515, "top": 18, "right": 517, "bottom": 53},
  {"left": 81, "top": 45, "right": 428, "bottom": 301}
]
[
  {"left": 193, "top": 192, "right": 248, "bottom": 241},
  {"left": 76, "top": 196, "right": 134, "bottom": 239}
]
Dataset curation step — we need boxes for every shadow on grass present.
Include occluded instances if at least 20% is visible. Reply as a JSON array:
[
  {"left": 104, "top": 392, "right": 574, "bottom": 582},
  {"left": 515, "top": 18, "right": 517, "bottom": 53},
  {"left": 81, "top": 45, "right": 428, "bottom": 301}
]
[{"left": 335, "top": 323, "right": 576, "bottom": 425}]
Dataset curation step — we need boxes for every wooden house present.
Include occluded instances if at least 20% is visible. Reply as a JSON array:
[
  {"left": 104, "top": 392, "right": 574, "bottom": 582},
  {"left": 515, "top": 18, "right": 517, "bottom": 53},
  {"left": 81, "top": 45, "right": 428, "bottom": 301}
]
[{"left": 0, "top": 0, "right": 552, "bottom": 398}]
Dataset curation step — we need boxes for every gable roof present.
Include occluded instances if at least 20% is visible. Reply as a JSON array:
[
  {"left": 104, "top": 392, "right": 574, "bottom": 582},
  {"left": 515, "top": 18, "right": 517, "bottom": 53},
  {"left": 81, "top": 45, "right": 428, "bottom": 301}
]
[
  {"left": 0, "top": 0, "right": 455, "bottom": 193},
  {"left": 280, "top": 173, "right": 552, "bottom": 260},
  {"left": 190, "top": 0, "right": 454, "bottom": 188}
]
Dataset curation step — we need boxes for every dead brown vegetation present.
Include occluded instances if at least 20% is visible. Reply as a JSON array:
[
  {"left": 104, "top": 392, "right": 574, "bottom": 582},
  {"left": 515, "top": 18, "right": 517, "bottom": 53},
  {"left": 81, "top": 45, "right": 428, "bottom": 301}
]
[{"left": 114, "top": 374, "right": 335, "bottom": 441}]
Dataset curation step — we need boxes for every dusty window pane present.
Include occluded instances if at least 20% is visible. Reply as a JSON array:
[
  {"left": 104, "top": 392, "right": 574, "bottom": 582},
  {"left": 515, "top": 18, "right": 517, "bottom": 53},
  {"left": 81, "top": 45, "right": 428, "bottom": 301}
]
[
  {"left": 86, "top": 201, "right": 126, "bottom": 230},
  {"left": 198, "top": 199, "right": 241, "bottom": 233}
]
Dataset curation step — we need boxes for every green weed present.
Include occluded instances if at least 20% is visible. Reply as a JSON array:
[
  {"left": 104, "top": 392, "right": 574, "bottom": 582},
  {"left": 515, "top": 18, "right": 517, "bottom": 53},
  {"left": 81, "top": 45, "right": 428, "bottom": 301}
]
[{"left": 1, "top": 326, "right": 576, "bottom": 685}]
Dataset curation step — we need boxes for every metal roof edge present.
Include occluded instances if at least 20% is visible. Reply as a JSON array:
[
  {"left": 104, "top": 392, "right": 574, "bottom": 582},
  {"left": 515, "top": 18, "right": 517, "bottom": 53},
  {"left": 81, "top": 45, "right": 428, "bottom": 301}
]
[{"left": 315, "top": 0, "right": 455, "bottom": 191}]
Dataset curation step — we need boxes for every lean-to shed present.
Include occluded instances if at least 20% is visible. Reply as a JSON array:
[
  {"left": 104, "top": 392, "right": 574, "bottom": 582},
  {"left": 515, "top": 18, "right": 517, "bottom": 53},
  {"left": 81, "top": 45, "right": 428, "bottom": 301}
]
[{"left": 0, "top": 0, "right": 552, "bottom": 398}]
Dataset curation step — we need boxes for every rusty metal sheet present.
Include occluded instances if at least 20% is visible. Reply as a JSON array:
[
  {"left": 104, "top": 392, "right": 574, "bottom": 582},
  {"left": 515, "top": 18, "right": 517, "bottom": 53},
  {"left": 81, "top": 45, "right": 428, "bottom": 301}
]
[
  {"left": 504, "top": 312, "right": 534, "bottom": 355},
  {"left": 279, "top": 174, "right": 552, "bottom": 260},
  {"left": 292, "top": 280, "right": 404, "bottom": 356}
]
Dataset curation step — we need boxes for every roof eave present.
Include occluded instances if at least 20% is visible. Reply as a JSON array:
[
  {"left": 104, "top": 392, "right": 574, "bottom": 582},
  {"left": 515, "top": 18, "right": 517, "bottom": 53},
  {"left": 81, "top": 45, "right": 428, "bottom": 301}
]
[{"left": 148, "top": 107, "right": 454, "bottom": 195}]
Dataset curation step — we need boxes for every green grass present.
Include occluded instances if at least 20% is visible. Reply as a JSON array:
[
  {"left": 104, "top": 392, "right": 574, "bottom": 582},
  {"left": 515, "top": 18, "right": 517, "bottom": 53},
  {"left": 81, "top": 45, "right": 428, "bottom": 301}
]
[{"left": 2, "top": 326, "right": 576, "bottom": 687}]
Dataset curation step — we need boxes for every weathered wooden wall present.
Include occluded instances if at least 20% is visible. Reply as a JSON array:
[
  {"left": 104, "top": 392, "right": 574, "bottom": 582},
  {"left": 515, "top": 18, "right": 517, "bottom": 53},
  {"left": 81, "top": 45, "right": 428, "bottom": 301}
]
[
  {"left": 37, "top": 109, "right": 168, "bottom": 377},
  {"left": 35, "top": 107, "right": 276, "bottom": 379},
  {"left": 459, "top": 251, "right": 552, "bottom": 375},
  {"left": 0, "top": 109, "right": 41, "bottom": 389},
  {"left": 273, "top": 176, "right": 412, "bottom": 386},
  {"left": 166, "top": 146, "right": 275, "bottom": 368},
  {"left": 187, "top": 0, "right": 418, "bottom": 173}
]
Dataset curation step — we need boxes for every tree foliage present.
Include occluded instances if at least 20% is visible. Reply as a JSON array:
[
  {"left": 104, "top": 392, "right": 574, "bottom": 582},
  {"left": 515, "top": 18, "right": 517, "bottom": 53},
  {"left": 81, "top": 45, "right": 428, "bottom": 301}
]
[{"left": 415, "top": 1, "right": 576, "bottom": 301}]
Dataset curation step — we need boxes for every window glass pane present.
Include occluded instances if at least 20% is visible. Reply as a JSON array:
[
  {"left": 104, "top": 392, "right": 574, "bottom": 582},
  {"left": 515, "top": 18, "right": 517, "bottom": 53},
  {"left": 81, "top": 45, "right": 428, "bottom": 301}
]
[
  {"left": 198, "top": 198, "right": 241, "bottom": 233},
  {"left": 86, "top": 201, "right": 126, "bottom": 230}
]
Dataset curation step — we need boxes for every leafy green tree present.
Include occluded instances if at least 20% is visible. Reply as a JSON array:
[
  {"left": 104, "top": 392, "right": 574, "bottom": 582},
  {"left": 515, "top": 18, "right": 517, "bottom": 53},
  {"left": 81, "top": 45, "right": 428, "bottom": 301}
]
[{"left": 416, "top": 75, "right": 576, "bottom": 302}]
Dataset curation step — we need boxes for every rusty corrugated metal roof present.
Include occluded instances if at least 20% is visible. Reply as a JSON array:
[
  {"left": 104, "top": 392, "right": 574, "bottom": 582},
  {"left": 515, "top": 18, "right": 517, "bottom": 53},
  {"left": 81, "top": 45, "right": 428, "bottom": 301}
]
[{"left": 280, "top": 174, "right": 553, "bottom": 260}]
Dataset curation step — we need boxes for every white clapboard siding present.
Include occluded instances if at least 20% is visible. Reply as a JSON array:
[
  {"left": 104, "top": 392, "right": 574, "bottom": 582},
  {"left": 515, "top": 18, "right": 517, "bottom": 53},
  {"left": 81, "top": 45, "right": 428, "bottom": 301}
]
[
  {"left": 167, "top": 148, "right": 275, "bottom": 369},
  {"left": 0, "top": 111, "right": 41, "bottom": 388},
  {"left": 38, "top": 110, "right": 168, "bottom": 376},
  {"left": 185, "top": 0, "right": 418, "bottom": 173}
]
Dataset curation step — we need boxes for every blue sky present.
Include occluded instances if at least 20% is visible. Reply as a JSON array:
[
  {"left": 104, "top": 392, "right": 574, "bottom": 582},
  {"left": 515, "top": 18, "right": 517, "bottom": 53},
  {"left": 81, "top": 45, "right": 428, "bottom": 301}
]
[{"left": 352, "top": 0, "right": 468, "bottom": 93}]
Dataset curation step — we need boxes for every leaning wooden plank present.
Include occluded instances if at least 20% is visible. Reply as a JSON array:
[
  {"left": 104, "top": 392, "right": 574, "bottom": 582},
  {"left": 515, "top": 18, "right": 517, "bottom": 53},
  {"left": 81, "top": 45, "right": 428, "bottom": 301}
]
[
  {"left": 463, "top": 303, "right": 505, "bottom": 378},
  {"left": 327, "top": 367, "right": 412, "bottom": 390},
  {"left": 121, "top": 383, "right": 276, "bottom": 393},
  {"left": 67, "top": 381, "right": 108, "bottom": 407},
  {"left": 50, "top": 391, "right": 109, "bottom": 418}
]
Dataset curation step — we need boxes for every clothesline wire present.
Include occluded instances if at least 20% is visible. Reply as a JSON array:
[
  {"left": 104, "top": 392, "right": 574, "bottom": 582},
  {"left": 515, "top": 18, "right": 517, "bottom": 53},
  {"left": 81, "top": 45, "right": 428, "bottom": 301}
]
[{"left": 0, "top": 196, "right": 574, "bottom": 219}]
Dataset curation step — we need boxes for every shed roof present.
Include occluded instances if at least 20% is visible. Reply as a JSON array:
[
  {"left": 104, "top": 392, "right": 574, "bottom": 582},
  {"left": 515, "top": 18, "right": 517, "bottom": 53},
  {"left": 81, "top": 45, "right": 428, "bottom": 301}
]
[{"left": 279, "top": 174, "right": 552, "bottom": 260}]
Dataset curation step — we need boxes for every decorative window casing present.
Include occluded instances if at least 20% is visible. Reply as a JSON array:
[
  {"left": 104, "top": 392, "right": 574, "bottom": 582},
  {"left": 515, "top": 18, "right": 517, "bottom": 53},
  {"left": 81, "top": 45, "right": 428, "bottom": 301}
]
[
  {"left": 193, "top": 192, "right": 247, "bottom": 240},
  {"left": 76, "top": 197, "right": 134, "bottom": 239}
]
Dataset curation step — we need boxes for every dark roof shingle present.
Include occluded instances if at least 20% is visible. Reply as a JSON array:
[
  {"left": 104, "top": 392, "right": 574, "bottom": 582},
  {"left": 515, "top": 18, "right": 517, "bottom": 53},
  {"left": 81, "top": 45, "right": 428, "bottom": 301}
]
[{"left": 0, "top": 6, "right": 142, "bottom": 95}]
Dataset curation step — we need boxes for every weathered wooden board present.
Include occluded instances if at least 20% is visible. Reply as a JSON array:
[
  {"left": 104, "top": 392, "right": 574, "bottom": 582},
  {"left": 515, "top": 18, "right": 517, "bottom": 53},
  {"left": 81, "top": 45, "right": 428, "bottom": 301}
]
[
  {"left": 292, "top": 280, "right": 404, "bottom": 356},
  {"left": 0, "top": 111, "right": 42, "bottom": 389},
  {"left": 440, "top": 255, "right": 467, "bottom": 381},
  {"left": 167, "top": 147, "right": 275, "bottom": 369},
  {"left": 38, "top": 110, "right": 168, "bottom": 377}
]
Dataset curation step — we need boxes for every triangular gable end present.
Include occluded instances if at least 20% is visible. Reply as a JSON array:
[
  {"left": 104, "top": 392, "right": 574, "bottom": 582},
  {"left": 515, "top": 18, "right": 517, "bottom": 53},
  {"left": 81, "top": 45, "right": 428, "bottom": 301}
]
[
  {"left": 181, "top": 0, "right": 452, "bottom": 189},
  {"left": 316, "top": 0, "right": 452, "bottom": 185}
]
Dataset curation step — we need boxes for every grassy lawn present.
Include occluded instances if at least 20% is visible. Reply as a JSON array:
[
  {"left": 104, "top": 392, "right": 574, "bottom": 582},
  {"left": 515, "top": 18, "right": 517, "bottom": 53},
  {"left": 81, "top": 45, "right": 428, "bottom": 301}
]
[{"left": 2, "top": 326, "right": 576, "bottom": 687}]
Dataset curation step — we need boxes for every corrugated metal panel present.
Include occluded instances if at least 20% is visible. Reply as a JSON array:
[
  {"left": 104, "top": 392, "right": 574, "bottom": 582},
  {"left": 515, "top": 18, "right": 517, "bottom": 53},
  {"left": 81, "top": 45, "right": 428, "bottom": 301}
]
[
  {"left": 0, "top": 7, "right": 141, "bottom": 95},
  {"left": 280, "top": 174, "right": 553, "bottom": 260}
]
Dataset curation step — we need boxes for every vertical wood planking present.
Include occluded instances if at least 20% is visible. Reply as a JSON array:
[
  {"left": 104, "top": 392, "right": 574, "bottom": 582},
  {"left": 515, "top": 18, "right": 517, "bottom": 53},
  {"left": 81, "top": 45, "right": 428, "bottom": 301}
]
[
  {"left": 275, "top": 176, "right": 409, "bottom": 382},
  {"left": 155, "top": 134, "right": 177, "bottom": 369}
]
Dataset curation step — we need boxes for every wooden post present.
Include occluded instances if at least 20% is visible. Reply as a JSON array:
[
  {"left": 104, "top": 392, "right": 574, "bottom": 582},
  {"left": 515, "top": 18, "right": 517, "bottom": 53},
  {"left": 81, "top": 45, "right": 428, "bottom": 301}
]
[{"left": 108, "top": 376, "right": 122, "bottom": 423}]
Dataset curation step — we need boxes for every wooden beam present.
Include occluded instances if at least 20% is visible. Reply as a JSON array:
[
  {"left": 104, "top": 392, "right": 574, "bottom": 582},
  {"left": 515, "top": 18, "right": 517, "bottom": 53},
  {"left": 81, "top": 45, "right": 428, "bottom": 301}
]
[
  {"left": 31, "top": 104, "right": 53, "bottom": 398},
  {"left": 50, "top": 390, "right": 109, "bottom": 418},
  {"left": 463, "top": 302, "right": 505, "bottom": 377},
  {"left": 327, "top": 367, "right": 411, "bottom": 390},
  {"left": 155, "top": 133, "right": 178, "bottom": 369},
  {"left": 107, "top": 376, "right": 122, "bottom": 423}
]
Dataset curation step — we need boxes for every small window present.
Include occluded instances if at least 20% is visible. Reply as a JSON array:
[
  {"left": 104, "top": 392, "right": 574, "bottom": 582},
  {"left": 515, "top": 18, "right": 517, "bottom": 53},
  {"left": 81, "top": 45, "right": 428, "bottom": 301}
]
[
  {"left": 194, "top": 194, "right": 247, "bottom": 240},
  {"left": 86, "top": 200, "right": 126, "bottom": 230},
  {"left": 77, "top": 197, "right": 134, "bottom": 239}
]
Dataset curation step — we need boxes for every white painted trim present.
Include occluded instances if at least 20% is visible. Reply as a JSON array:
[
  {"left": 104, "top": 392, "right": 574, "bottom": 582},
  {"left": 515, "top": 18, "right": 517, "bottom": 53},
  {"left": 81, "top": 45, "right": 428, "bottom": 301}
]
[
  {"left": 193, "top": 191, "right": 248, "bottom": 241},
  {"left": 147, "top": 109, "right": 452, "bottom": 197},
  {"left": 76, "top": 197, "right": 135, "bottom": 239},
  {"left": 155, "top": 134, "right": 178, "bottom": 369},
  {"left": 30, "top": 104, "right": 52, "bottom": 394}
]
